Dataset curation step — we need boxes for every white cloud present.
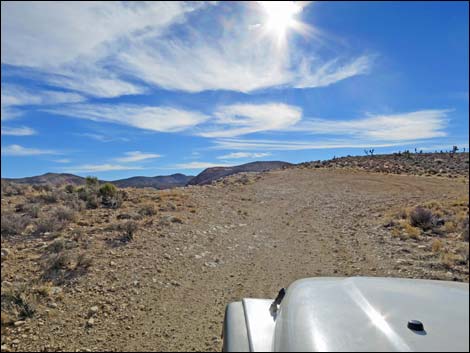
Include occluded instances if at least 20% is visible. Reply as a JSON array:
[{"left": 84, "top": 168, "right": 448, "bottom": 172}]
[
  {"left": 1, "top": 2, "right": 204, "bottom": 97},
  {"left": 2, "top": 2, "right": 371, "bottom": 96},
  {"left": 173, "top": 161, "right": 234, "bottom": 169},
  {"left": 295, "top": 109, "right": 450, "bottom": 141},
  {"left": 1, "top": 126, "right": 36, "bottom": 136},
  {"left": 199, "top": 103, "right": 302, "bottom": 137},
  {"left": 53, "top": 159, "right": 71, "bottom": 164},
  {"left": 217, "top": 152, "right": 271, "bottom": 159},
  {"left": 114, "top": 151, "right": 162, "bottom": 163},
  {"left": 44, "top": 104, "right": 209, "bottom": 133},
  {"left": 1, "top": 84, "right": 86, "bottom": 121},
  {"left": 213, "top": 138, "right": 417, "bottom": 151},
  {"left": 61, "top": 164, "right": 145, "bottom": 173},
  {"left": 77, "top": 133, "right": 129, "bottom": 143},
  {"left": 1, "top": 144, "right": 58, "bottom": 156},
  {"left": 1, "top": 84, "right": 86, "bottom": 106}
]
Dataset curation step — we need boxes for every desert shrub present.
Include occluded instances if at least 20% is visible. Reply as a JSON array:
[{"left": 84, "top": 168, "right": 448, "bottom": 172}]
[
  {"left": 32, "top": 184, "right": 52, "bottom": 192},
  {"left": 35, "top": 192, "right": 59, "bottom": 204},
  {"left": 47, "top": 238, "right": 65, "bottom": 253},
  {"left": 462, "top": 216, "right": 469, "bottom": 242},
  {"left": 86, "top": 194, "right": 99, "bottom": 209},
  {"left": 1, "top": 181, "right": 27, "bottom": 196},
  {"left": 431, "top": 239, "right": 443, "bottom": 253},
  {"left": 99, "top": 183, "right": 117, "bottom": 198},
  {"left": 34, "top": 215, "right": 65, "bottom": 235},
  {"left": 102, "top": 191, "right": 123, "bottom": 209},
  {"left": 1, "top": 283, "right": 37, "bottom": 320},
  {"left": 1, "top": 213, "right": 30, "bottom": 236},
  {"left": 409, "top": 206, "right": 433, "bottom": 230},
  {"left": 64, "top": 184, "right": 75, "bottom": 193},
  {"left": 403, "top": 223, "right": 421, "bottom": 239},
  {"left": 23, "top": 203, "right": 41, "bottom": 218},
  {"left": 120, "top": 221, "right": 138, "bottom": 241},
  {"left": 75, "top": 252, "right": 92, "bottom": 271},
  {"left": 53, "top": 205, "right": 76, "bottom": 222},
  {"left": 139, "top": 202, "right": 157, "bottom": 216},
  {"left": 85, "top": 176, "right": 99, "bottom": 188}
]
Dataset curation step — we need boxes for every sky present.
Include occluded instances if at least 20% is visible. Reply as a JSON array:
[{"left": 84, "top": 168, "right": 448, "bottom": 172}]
[{"left": 1, "top": 1, "right": 469, "bottom": 179}]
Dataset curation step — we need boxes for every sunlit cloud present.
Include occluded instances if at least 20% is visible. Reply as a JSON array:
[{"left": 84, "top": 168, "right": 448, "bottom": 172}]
[
  {"left": 173, "top": 161, "right": 234, "bottom": 169},
  {"left": 2, "top": 2, "right": 371, "bottom": 96},
  {"left": 53, "top": 159, "right": 71, "bottom": 164},
  {"left": 1, "top": 144, "right": 58, "bottom": 156},
  {"left": 114, "top": 151, "right": 162, "bottom": 163},
  {"left": 61, "top": 164, "right": 145, "bottom": 173},
  {"left": 217, "top": 152, "right": 272, "bottom": 159},
  {"left": 1, "top": 126, "right": 36, "bottom": 136},
  {"left": 44, "top": 104, "right": 209, "bottom": 133},
  {"left": 295, "top": 109, "right": 450, "bottom": 141},
  {"left": 199, "top": 103, "right": 302, "bottom": 137},
  {"left": 212, "top": 138, "right": 419, "bottom": 151}
]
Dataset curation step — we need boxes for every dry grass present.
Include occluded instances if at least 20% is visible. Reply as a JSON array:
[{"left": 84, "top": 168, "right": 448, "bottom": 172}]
[{"left": 431, "top": 239, "right": 443, "bottom": 252}]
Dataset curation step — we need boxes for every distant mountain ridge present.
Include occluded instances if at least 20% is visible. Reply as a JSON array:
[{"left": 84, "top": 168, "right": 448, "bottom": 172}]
[
  {"left": 112, "top": 174, "right": 193, "bottom": 189},
  {"left": 187, "top": 161, "right": 293, "bottom": 186},
  {"left": 3, "top": 161, "right": 293, "bottom": 189}
]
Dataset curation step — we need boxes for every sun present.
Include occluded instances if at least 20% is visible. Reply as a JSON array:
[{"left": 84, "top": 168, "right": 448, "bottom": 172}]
[{"left": 259, "top": 1, "right": 303, "bottom": 43}]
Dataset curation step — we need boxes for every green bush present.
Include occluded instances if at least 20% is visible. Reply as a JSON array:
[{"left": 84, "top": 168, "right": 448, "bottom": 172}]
[{"left": 99, "top": 183, "right": 117, "bottom": 198}]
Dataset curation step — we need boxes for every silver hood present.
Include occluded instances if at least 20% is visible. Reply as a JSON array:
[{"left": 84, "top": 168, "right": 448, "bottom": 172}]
[{"left": 236, "top": 277, "right": 469, "bottom": 352}]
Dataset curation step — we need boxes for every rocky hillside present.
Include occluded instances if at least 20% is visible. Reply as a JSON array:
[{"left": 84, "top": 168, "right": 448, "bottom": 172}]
[
  {"left": 301, "top": 152, "right": 469, "bottom": 178},
  {"left": 3, "top": 173, "right": 86, "bottom": 186},
  {"left": 187, "top": 161, "right": 293, "bottom": 186},
  {"left": 112, "top": 174, "right": 193, "bottom": 189}
]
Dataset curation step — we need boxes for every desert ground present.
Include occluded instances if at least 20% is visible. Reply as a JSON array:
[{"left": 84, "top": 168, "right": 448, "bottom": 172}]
[{"left": 1, "top": 158, "right": 469, "bottom": 351}]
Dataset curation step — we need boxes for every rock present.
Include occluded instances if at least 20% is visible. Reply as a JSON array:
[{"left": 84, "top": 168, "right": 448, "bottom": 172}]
[
  {"left": 48, "top": 302, "right": 58, "bottom": 309},
  {"left": 12, "top": 339, "right": 20, "bottom": 345},
  {"left": 14, "top": 321, "right": 26, "bottom": 327},
  {"left": 86, "top": 318, "right": 95, "bottom": 327},
  {"left": 1, "top": 248, "right": 11, "bottom": 258},
  {"left": 110, "top": 261, "right": 116, "bottom": 267},
  {"left": 163, "top": 254, "right": 171, "bottom": 260},
  {"left": 88, "top": 306, "right": 99, "bottom": 317}
]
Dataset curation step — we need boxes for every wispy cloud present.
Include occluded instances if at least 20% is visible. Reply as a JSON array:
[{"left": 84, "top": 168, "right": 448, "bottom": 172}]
[
  {"left": 213, "top": 138, "right": 418, "bottom": 151},
  {"left": 217, "top": 152, "right": 271, "bottom": 159},
  {"left": 2, "top": 2, "right": 371, "bottom": 96},
  {"left": 1, "top": 84, "right": 86, "bottom": 121},
  {"left": 77, "top": 133, "right": 130, "bottom": 143},
  {"left": 1, "top": 126, "right": 36, "bottom": 136},
  {"left": 1, "top": 2, "right": 204, "bottom": 97},
  {"left": 1, "top": 144, "right": 58, "bottom": 156},
  {"left": 114, "top": 151, "right": 162, "bottom": 163},
  {"left": 61, "top": 164, "right": 145, "bottom": 173},
  {"left": 295, "top": 109, "right": 450, "bottom": 141},
  {"left": 1, "top": 84, "right": 86, "bottom": 106},
  {"left": 53, "top": 158, "right": 71, "bottom": 164},
  {"left": 45, "top": 104, "right": 209, "bottom": 132},
  {"left": 173, "top": 161, "right": 234, "bottom": 169},
  {"left": 198, "top": 103, "right": 302, "bottom": 137}
]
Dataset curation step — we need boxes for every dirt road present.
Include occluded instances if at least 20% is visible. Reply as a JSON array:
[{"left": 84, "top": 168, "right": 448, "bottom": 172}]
[{"left": 2, "top": 168, "right": 468, "bottom": 351}]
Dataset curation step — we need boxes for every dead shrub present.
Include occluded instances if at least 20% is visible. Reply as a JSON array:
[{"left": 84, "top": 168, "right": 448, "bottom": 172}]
[
  {"left": 1, "top": 283, "right": 37, "bottom": 321},
  {"left": 119, "top": 221, "right": 138, "bottom": 241},
  {"left": 409, "top": 206, "right": 433, "bottom": 230},
  {"left": 1, "top": 213, "right": 30, "bottom": 236},
  {"left": 139, "top": 203, "right": 157, "bottom": 216},
  {"left": 53, "top": 205, "right": 77, "bottom": 222},
  {"left": 34, "top": 215, "right": 65, "bottom": 235}
]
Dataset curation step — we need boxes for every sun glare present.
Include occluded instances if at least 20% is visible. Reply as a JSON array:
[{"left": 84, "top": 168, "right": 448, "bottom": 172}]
[
  {"left": 258, "top": 1, "right": 306, "bottom": 45},
  {"left": 259, "top": 1, "right": 302, "bottom": 36}
]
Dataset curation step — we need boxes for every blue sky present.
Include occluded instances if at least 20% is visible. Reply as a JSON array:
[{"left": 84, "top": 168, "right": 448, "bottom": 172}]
[{"left": 1, "top": 1, "right": 469, "bottom": 179}]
